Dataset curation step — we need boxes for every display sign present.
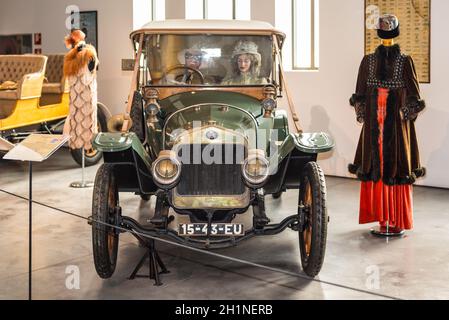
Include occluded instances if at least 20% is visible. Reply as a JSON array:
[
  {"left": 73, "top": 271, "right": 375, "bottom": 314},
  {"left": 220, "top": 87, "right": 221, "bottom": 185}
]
[
  {"left": 3, "top": 134, "right": 69, "bottom": 162},
  {"left": 0, "top": 137, "right": 14, "bottom": 152}
]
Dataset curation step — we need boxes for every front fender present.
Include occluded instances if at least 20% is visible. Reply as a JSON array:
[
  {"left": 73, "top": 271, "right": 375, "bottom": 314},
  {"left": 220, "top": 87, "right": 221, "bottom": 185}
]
[
  {"left": 270, "top": 131, "right": 334, "bottom": 170},
  {"left": 93, "top": 132, "right": 152, "bottom": 170},
  {"left": 293, "top": 132, "right": 334, "bottom": 154}
]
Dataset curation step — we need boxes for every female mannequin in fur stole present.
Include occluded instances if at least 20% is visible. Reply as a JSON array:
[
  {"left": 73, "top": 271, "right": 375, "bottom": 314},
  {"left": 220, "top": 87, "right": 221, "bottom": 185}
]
[
  {"left": 63, "top": 29, "right": 99, "bottom": 151},
  {"left": 349, "top": 14, "right": 426, "bottom": 234}
]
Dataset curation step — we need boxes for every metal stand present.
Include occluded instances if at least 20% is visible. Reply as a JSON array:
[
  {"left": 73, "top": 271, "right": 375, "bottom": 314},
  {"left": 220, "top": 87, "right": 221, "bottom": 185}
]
[
  {"left": 28, "top": 161, "right": 32, "bottom": 301},
  {"left": 370, "top": 221, "right": 405, "bottom": 237},
  {"left": 70, "top": 149, "right": 93, "bottom": 188},
  {"left": 128, "top": 239, "right": 169, "bottom": 286}
]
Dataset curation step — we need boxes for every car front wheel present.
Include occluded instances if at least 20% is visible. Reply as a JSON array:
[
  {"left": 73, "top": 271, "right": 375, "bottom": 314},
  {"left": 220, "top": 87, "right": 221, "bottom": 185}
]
[
  {"left": 92, "top": 163, "right": 120, "bottom": 279},
  {"left": 298, "top": 161, "right": 328, "bottom": 277}
]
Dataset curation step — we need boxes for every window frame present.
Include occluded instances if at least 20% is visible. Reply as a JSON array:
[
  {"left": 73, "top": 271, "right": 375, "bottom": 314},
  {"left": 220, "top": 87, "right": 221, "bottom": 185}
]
[
  {"left": 292, "top": 0, "right": 319, "bottom": 71},
  {"left": 133, "top": 0, "right": 165, "bottom": 30},
  {"left": 188, "top": 0, "right": 245, "bottom": 20}
]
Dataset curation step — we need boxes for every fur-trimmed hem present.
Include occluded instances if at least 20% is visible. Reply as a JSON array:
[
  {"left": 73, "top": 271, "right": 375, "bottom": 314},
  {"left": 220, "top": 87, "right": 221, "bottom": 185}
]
[
  {"left": 348, "top": 163, "right": 358, "bottom": 174},
  {"left": 348, "top": 164, "right": 426, "bottom": 185},
  {"left": 414, "top": 167, "right": 426, "bottom": 178}
]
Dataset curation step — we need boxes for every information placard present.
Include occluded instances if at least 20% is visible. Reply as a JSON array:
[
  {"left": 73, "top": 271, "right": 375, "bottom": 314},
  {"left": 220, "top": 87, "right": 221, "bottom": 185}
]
[{"left": 3, "top": 134, "right": 69, "bottom": 162}]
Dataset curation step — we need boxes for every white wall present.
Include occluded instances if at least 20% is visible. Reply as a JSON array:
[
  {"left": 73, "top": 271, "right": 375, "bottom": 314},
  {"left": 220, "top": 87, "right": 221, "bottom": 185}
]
[
  {"left": 0, "top": 0, "right": 134, "bottom": 117},
  {"left": 1, "top": 0, "right": 448, "bottom": 188}
]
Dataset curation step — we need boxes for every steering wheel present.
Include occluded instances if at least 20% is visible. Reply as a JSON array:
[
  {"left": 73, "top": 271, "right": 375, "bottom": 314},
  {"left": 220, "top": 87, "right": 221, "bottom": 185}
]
[{"left": 165, "top": 64, "right": 205, "bottom": 84}]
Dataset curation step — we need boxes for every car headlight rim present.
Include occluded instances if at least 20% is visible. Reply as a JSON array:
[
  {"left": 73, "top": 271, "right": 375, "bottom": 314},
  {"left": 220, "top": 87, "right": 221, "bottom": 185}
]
[
  {"left": 151, "top": 151, "right": 181, "bottom": 187},
  {"left": 242, "top": 150, "right": 270, "bottom": 187}
]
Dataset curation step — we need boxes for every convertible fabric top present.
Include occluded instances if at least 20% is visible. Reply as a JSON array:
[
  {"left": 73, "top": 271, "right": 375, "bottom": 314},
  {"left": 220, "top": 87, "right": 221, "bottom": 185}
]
[{"left": 130, "top": 19, "right": 285, "bottom": 43}]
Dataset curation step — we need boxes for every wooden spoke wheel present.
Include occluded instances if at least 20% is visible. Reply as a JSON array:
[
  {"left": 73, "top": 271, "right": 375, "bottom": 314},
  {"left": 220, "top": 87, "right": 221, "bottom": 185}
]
[
  {"left": 298, "top": 161, "right": 328, "bottom": 278},
  {"left": 92, "top": 164, "right": 120, "bottom": 278}
]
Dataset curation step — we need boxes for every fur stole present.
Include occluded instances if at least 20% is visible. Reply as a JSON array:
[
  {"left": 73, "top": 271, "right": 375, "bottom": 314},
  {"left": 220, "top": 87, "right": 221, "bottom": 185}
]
[
  {"left": 64, "top": 42, "right": 98, "bottom": 77},
  {"left": 375, "top": 44, "right": 401, "bottom": 81}
]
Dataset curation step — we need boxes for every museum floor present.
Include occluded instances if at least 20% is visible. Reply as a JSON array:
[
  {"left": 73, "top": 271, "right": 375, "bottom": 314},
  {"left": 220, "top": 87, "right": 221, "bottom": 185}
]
[{"left": 1, "top": 148, "right": 448, "bottom": 300}]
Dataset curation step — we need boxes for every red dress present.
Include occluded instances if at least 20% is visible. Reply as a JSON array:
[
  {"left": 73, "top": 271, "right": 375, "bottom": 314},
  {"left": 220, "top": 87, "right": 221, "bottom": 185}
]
[{"left": 359, "top": 88, "right": 413, "bottom": 230}]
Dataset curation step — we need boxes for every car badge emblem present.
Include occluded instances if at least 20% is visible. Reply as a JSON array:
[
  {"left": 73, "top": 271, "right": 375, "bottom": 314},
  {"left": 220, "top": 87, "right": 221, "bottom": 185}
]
[{"left": 206, "top": 130, "right": 218, "bottom": 140}]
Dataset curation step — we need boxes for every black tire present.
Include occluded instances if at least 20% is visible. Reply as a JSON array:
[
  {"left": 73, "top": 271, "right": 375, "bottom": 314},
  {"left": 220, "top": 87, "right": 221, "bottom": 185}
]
[
  {"left": 272, "top": 191, "right": 283, "bottom": 199},
  {"left": 298, "top": 161, "right": 328, "bottom": 277},
  {"left": 70, "top": 104, "right": 108, "bottom": 167},
  {"left": 92, "top": 163, "right": 119, "bottom": 279}
]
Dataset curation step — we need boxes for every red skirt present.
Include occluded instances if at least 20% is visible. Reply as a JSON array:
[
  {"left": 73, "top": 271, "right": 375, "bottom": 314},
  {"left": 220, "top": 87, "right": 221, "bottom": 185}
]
[{"left": 359, "top": 88, "right": 413, "bottom": 230}]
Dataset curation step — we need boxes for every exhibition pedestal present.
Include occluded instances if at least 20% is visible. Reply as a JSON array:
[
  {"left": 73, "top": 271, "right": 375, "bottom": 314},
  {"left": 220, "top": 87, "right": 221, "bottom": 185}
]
[
  {"left": 70, "top": 149, "right": 93, "bottom": 188},
  {"left": 128, "top": 239, "right": 170, "bottom": 286}
]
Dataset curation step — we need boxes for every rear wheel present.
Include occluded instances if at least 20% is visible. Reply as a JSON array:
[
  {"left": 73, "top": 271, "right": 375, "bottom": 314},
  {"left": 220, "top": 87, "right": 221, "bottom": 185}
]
[
  {"left": 298, "top": 162, "right": 328, "bottom": 277},
  {"left": 272, "top": 191, "right": 283, "bottom": 199},
  {"left": 70, "top": 104, "right": 107, "bottom": 167},
  {"left": 140, "top": 194, "right": 151, "bottom": 201},
  {"left": 92, "top": 163, "right": 119, "bottom": 278}
]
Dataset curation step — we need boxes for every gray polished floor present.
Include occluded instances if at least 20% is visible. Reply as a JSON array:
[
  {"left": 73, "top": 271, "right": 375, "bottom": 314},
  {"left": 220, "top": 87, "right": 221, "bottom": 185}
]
[{"left": 1, "top": 148, "right": 448, "bottom": 300}]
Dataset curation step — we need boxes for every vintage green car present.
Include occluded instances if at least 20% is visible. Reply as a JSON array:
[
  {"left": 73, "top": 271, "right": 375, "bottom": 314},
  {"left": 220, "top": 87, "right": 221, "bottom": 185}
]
[{"left": 90, "top": 20, "right": 334, "bottom": 280}]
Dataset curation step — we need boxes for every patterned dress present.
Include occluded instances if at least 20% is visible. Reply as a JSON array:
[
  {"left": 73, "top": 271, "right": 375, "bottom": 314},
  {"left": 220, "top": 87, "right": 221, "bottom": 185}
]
[{"left": 63, "top": 44, "right": 98, "bottom": 151}]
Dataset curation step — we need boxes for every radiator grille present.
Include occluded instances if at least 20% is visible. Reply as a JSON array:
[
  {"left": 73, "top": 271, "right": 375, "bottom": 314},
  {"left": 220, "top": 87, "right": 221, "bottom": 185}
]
[{"left": 176, "top": 144, "right": 246, "bottom": 196}]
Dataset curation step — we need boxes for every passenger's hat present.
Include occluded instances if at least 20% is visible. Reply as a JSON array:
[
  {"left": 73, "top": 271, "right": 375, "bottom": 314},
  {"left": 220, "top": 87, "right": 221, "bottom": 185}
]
[
  {"left": 232, "top": 40, "right": 261, "bottom": 61},
  {"left": 377, "top": 14, "right": 400, "bottom": 39}
]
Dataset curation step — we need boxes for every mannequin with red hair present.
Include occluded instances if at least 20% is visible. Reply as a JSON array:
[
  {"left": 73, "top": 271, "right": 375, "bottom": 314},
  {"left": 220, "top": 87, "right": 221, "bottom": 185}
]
[{"left": 63, "top": 29, "right": 99, "bottom": 152}]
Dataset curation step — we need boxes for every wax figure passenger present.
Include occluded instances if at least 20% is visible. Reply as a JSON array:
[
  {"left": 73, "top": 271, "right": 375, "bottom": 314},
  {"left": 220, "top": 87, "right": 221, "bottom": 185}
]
[
  {"left": 349, "top": 14, "right": 426, "bottom": 234},
  {"left": 63, "top": 29, "right": 99, "bottom": 151},
  {"left": 222, "top": 40, "right": 267, "bottom": 85}
]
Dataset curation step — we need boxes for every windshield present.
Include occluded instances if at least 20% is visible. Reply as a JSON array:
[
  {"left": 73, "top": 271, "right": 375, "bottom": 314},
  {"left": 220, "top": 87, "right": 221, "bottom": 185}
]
[{"left": 137, "top": 34, "right": 274, "bottom": 87}]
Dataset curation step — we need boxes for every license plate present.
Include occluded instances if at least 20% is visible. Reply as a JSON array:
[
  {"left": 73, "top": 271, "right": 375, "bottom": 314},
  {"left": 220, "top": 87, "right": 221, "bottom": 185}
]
[{"left": 178, "top": 223, "right": 244, "bottom": 236}]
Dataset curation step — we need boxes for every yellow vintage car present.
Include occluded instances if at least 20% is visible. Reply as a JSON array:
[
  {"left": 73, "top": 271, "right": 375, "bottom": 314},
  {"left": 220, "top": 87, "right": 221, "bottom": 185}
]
[{"left": 0, "top": 54, "right": 109, "bottom": 166}]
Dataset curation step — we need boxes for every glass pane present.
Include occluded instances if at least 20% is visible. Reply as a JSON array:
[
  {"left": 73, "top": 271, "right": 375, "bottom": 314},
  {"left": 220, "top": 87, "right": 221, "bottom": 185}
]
[
  {"left": 235, "top": 0, "right": 251, "bottom": 20},
  {"left": 206, "top": 0, "right": 233, "bottom": 19},
  {"left": 294, "top": 0, "right": 312, "bottom": 69},
  {"left": 186, "top": 0, "right": 204, "bottom": 19},
  {"left": 133, "top": 0, "right": 152, "bottom": 30},
  {"left": 154, "top": 0, "right": 166, "bottom": 21},
  {"left": 314, "top": 0, "right": 319, "bottom": 68},
  {"left": 140, "top": 34, "right": 273, "bottom": 86}
]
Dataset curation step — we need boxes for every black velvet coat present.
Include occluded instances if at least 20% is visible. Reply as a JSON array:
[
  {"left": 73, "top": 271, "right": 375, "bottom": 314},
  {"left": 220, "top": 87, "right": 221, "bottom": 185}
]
[{"left": 349, "top": 45, "right": 426, "bottom": 185}]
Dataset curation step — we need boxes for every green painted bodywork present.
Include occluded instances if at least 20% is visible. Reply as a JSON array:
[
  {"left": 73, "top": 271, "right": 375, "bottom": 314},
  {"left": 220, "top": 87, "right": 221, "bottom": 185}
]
[
  {"left": 93, "top": 132, "right": 152, "bottom": 170},
  {"left": 93, "top": 90, "right": 334, "bottom": 174}
]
